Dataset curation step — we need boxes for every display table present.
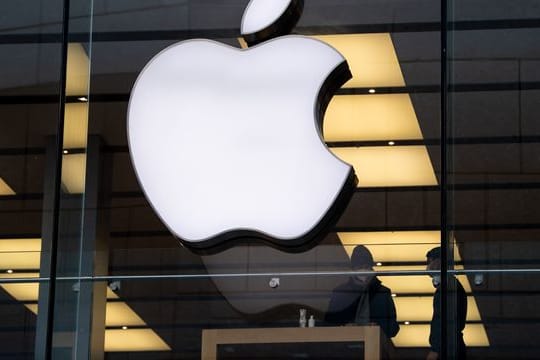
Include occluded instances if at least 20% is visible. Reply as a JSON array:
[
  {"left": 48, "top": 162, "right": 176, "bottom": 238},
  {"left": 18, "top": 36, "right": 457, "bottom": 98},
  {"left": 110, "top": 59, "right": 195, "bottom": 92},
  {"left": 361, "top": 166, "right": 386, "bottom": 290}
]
[{"left": 201, "top": 325, "right": 383, "bottom": 360}]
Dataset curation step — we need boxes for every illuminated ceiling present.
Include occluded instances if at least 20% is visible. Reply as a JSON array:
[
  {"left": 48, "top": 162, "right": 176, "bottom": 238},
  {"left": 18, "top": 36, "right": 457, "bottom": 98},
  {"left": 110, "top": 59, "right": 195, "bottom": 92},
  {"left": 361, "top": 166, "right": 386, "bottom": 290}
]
[
  {"left": 337, "top": 230, "right": 489, "bottom": 347},
  {"left": 322, "top": 32, "right": 488, "bottom": 347},
  {"left": 0, "top": 237, "right": 170, "bottom": 352}
]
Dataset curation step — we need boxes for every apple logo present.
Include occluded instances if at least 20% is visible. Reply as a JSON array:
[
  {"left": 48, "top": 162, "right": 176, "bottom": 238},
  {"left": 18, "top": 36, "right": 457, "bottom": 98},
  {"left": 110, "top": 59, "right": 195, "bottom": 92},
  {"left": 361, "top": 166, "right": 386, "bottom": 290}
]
[{"left": 127, "top": 0, "right": 357, "bottom": 252}]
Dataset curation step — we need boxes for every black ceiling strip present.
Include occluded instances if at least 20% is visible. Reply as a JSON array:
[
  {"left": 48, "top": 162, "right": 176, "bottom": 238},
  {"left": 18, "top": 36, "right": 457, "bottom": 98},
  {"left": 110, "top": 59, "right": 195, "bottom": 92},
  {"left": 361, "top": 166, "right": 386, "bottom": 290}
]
[
  {"left": 2, "top": 18, "right": 540, "bottom": 45},
  {"left": 450, "top": 223, "right": 540, "bottom": 231},
  {"left": 0, "top": 194, "right": 43, "bottom": 201},
  {"left": 3, "top": 182, "right": 540, "bottom": 203},
  {"left": 2, "top": 81, "right": 540, "bottom": 105}
]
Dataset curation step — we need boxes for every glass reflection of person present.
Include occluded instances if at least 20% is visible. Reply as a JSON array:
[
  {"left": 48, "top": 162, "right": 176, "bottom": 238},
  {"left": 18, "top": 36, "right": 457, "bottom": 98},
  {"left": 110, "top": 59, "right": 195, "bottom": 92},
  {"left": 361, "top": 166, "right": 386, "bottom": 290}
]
[
  {"left": 325, "top": 245, "right": 400, "bottom": 339},
  {"left": 426, "top": 247, "right": 468, "bottom": 360}
]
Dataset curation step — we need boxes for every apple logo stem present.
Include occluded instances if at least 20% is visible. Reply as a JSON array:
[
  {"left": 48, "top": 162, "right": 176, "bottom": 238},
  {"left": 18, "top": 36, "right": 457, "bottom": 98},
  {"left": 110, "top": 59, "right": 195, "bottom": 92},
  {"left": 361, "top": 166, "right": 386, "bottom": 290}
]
[{"left": 127, "top": 0, "right": 357, "bottom": 253}]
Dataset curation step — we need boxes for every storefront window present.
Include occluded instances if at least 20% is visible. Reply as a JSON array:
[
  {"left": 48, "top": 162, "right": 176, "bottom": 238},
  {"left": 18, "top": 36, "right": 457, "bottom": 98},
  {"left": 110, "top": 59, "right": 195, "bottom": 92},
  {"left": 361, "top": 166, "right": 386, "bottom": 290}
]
[{"left": 1, "top": 0, "right": 539, "bottom": 359}]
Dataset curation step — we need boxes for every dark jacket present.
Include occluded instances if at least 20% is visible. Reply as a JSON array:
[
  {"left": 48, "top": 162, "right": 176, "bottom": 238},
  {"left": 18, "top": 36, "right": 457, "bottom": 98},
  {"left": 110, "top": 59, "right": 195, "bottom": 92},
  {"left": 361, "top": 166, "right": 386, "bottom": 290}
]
[
  {"left": 325, "top": 277, "right": 400, "bottom": 338},
  {"left": 430, "top": 276, "right": 467, "bottom": 359}
]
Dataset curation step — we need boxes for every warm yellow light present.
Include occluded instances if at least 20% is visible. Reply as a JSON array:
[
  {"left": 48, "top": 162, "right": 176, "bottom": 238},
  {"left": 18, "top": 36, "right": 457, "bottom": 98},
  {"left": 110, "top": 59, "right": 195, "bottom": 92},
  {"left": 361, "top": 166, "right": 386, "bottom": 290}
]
[
  {"left": 314, "top": 33, "right": 405, "bottom": 88},
  {"left": 339, "top": 231, "right": 464, "bottom": 262},
  {"left": 239, "top": 33, "right": 404, "bottom": 88},
  {"left": 323, "top": 94, "right": 423, "bottom": 142},
  {"left": 106, "top": 302, "right": 147, "bottom": 327},
  {"left": 0, "top": 177, "right": 16, "bottom": 196},
  {"left": 0, "top": 238, "right": 42, "bottom": 270},
  {"left": 330, "top": 146, "right": 438, "bottom": 187},
  {"left": 0, "top": 274, "right": 40, "bottom": 301},
  {"left": 66, "top": 43, "right": 89, "bottom": 96},
  {"left": 392, "top": 324, "right": 489, "bottom": 347},
  {"left": 394, "top": 296, "right": 481, "bottom": 322},
  {"left": 63, "top": 103, "right": 89, "bottom": 149},
  {"left": 105, "top": 329, "right": 170, "bottom": 352},
  {"left": 107, "top": 287, "right": 119, "bottom": 299},
  {"left": 25, "top": 303, "right": 38, "bottom": 314},
  {"left": 61, "top": 154, "right": 86, "bottom": 194},
  {"left": 340, "top": 230, "right": 440, "bottom": 246}
]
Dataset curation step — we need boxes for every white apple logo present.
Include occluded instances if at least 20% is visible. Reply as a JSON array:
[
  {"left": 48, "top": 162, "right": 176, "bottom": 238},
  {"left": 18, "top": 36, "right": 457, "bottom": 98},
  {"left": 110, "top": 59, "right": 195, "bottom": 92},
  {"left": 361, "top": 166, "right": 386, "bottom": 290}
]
[{"left": 127, "top": 0, "right": 357, "bottom": 251}]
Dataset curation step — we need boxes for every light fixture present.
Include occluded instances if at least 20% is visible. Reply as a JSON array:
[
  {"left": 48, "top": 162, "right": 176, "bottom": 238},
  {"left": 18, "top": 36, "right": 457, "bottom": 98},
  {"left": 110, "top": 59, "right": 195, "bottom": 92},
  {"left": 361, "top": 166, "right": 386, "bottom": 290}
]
[
  {"left": 121, "top": 326, "right": 128, "bottom": 330},
  {"left": 0, "top": 238, "right": 41, "bottom": 270},
  {"left": 105, "top": 301, "right": 146, "bottom": 327},
  {"left": 66, "top": 43, "right": 89, "bottom": 96},
  {"left": 6, "top": 269, "right": 13, "bottom": 274},
  {"left": 0, "top": 177, "right": 16, "bottom": 196},
  {"left": 393, "top": 296, "right": 481, "bottom": 322},
  {"left": 60, "top": 44, "right": 89, "bottom": 195},
  {"left": 393, "top": 324, "right": 489, "bottom": 347},
  {"left": 388, "top": 141, "right": 395, "bottom": 146},
  {"left": 61, "top": 154, "right": 86, "bottom": 194},
  {"left": 368, "top": 89, "right": 376, "bottom": 94},
  {"left": 376, "top": 262, "right": 382, "bottom": 266},
  {"left": 339, "top": 231, "right": 462, "bottom": 262},
  {"left": 404, "top": 321, "right": 410, "bottom": 325},
  {"left": 329, "top": 146, "right": 438, "bottom": 187},
  {"left": 63, "top": 103, "right": 89, "bottom": 149},
  {"left": 323, "top": 94, "right": 423, "bottom": 142},
  {"left": 105, "top": 329, "right": 171, "bottom": 352},
  {"left": 240, "top": 33, "right": 404, "bottom": 88},
  {"left": 391, "top": 293, "right": 397, "bottom": 297},
  {"left": 313, "top": 33, "right": 405, "bottom": 88}
]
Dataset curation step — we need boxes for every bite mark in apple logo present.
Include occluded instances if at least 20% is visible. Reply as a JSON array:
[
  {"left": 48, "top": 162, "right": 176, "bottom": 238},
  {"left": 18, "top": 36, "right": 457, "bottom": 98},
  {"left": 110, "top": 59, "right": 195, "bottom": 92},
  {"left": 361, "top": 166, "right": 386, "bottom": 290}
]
[{"left": 127, "top": 0, "right": 358, "bottom": 253}]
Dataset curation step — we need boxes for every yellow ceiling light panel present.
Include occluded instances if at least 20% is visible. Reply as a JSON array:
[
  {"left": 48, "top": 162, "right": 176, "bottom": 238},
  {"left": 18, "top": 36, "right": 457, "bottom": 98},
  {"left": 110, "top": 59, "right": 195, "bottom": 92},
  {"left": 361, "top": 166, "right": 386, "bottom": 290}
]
[
  {"left": 239, "top": 33, "right": 404, "bottom": 87},
  {"left": 61, "top": 154, "right": 86, "bottom": 194},
  {"left": 330, "top": 146, "right": 438, "bottom": 187},
  {"left": 378, "top": 275, "right": 434, "bottom": 294},
  {"left": 339, "top": 230, "right": 439, "bottom": 246},
  {"left": 106, "top": 302, "right": 147, "bottom": 327},
  {"left": 314, "top": 33, "right": 405, "bottom": 88},
  {"left": 323, "top": 94, "right": 423, "bottom": 142},
  {"left": 66, "top": 43, "right": 89, "bottom": 96},
  {"left": 25, "top": 303, "right": 38, "bottom": 314},
  {"left": 105, "top": 329, "right": 170, "bottom": 352},
  {"left": 464, "top": 323, "right": 490, "bottom": 347},
  {"left": 355, "top": 244, "right": 444, "bottom": 263},
  {"left": 392, "top": 324, "right": 489, "bottom": 347},
  {"left": 0, "top": 238, "right": 42, "bottom": 271},
  {"left": 372, "top": 274, "right": 472, "bottom": 295},
  {"left": 0, "top": 272, "right": 40, "bottom": 303},
  {"left": 107, "top": 287, "right": 119, "bottom": 299},
  {"left": 394, "top": 296, "right": 481, "bottom": 322},
  {"left": 0, "top": 239, "right": 41, "bottom": 252},
  {"left": 338, "top": 231, "right": 464, "bottom": 262},
  {"left": 0, "top": 178, "right": 16, "bottom": 196},
  {"left": 63, "top": 103, "right": 89, "bottom": 149},
  {"left": 0, "top": 252, "right": 41, "bottom": 271}
]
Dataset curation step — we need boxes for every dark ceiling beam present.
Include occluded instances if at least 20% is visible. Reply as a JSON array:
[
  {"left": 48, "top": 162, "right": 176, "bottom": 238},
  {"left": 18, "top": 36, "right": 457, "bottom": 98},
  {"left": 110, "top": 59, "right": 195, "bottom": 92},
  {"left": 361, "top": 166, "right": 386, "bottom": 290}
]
[
  {"left": 2, "top": 81, "right": 540, "bottom": 105},
  {"left": 1, "top": 18, "right": 540, "bottom": 44}
]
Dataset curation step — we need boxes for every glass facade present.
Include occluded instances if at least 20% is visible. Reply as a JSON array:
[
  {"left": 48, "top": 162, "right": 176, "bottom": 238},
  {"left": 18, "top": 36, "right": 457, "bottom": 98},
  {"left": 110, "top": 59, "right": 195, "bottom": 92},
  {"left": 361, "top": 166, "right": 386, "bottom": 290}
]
[{"left": 0, "top": 0, "right": 539, "bottom": 359}]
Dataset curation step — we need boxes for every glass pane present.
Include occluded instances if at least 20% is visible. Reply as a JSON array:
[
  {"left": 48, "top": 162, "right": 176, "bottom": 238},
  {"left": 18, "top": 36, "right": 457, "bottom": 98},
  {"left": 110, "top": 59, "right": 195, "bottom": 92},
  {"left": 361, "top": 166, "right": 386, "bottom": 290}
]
[
  {"left": 447, "top": 0, "right": 540, "bottom": 358},
  {"left": 54, "top": 0, "right": 442, "bottom": 358},
  {"left": 0, "top": 0, "right": 63, "bottom": 357}
]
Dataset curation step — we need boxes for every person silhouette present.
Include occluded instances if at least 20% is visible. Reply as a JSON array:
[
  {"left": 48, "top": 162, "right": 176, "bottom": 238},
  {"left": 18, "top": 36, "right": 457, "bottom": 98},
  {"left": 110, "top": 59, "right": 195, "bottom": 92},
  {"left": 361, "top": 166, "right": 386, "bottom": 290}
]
[
  {"left": 325, "top": 245, "right": 399, "bottom": 338},
  {"left": 426, "top": 247, "right": 468, "bottom": 360}
]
